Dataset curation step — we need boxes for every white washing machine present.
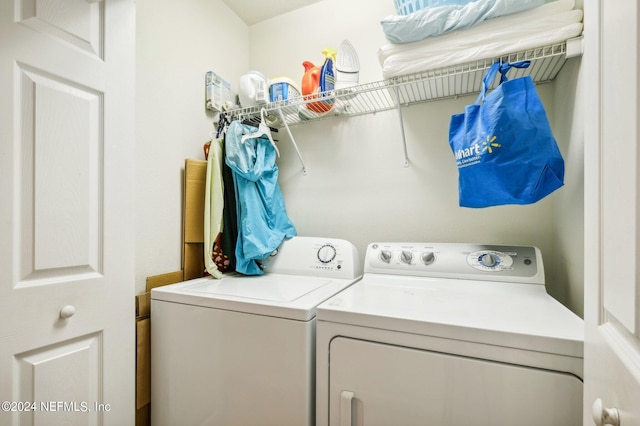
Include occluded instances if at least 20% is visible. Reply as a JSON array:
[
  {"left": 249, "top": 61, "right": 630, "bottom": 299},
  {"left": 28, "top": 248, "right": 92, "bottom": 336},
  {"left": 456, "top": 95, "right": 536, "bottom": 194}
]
[
  {"left": 316, "top": 242, "right": 584, "bottom": 426},
  {"left": 151, "top": 236, "right": 361, "bottom": 426}
]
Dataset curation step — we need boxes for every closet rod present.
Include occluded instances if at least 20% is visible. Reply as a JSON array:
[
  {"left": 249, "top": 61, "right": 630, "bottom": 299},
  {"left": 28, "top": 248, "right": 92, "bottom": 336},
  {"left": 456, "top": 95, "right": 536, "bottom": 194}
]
[{"left": 221, "top": 108, "right": 308, "bottom": 175}]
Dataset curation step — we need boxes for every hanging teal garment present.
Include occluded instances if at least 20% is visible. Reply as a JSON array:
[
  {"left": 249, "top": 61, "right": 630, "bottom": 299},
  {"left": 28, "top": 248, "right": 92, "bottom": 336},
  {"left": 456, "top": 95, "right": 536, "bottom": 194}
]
[{"left": 225, "top": 120, "right": 296, "bottom": 275}]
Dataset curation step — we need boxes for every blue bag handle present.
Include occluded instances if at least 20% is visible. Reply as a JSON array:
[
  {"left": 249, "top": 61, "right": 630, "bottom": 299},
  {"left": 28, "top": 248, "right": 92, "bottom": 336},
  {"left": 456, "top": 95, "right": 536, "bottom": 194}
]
[
  {"left": 475, "top": 60, "right": 531, "bottom": 104},
  {"left": 499, "top": 60, "right": 531, "bottom": 82}
]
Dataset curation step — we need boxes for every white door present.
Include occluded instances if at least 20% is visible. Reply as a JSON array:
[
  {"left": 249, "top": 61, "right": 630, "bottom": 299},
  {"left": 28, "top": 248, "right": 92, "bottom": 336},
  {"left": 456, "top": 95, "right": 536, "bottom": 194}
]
[
  {"left": 0, "top": 1, "right": 135, "bottom": 425},
  {"left": 584, "top": 1, "right": 640, "bottom": 425}
]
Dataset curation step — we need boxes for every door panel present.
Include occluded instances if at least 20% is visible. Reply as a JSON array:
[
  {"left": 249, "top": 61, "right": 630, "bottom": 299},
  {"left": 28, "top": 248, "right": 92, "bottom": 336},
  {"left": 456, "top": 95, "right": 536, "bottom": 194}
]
[
  {"left": 0, "top": 1, "right": 135, "bottom": 424},
  {"left": 16, "top": 333, "right": 101, "bottom": 426},
  {"left": 600, "top": 0, "right": 639, "bottom": 335},
  {"left": 17, "top": 63, "right": 103, "bottom": 283},
  {"left": 584, "top": 0, "right": 640, "bottom": 424},
  {"left": 16, "top": 0, "right": 103, "bottom": 57}
]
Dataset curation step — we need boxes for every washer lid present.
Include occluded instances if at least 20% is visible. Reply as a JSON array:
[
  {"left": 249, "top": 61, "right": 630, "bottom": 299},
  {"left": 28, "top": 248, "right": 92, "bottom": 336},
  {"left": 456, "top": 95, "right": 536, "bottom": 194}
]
[
  {"left": 151, "top": 274, "right": 360, "bottom": 321},
  {"left": 186, "top": 275, "right": 330, "bottom": 302},
  {"left": 317, "top": 275, "right": 584, "bottom": 359}
]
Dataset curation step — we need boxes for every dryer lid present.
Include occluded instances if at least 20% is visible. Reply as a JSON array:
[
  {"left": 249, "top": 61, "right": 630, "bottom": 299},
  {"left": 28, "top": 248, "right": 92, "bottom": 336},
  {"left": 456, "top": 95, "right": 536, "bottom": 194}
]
[{"left": 317, "top": 275, "right": 584, "bottom": 359}]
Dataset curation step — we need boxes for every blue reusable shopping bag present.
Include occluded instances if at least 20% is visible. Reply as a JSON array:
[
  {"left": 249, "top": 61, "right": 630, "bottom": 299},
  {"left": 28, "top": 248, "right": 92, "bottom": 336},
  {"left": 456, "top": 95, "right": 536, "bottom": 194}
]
[{"left": 448, "top": 61, "right": 564, "bottom": 208}]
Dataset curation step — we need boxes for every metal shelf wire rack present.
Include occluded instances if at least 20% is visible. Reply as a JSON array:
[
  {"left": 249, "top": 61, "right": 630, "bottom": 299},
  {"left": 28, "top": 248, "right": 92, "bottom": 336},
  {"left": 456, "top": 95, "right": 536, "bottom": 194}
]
[
  {"left": 231, "top": 37, "right": 582, "bottom": 127},
  {"left": 224, "top": 36, "right": 583, "bottom": 170}
]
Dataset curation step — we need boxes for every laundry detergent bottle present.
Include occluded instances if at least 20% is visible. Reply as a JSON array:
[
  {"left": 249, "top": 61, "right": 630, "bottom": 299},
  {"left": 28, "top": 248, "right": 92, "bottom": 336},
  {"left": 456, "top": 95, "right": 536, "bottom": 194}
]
[
  {"left": 301, "top": 60, "right": 331, "bottom": 113},
  {"left": 319, "top": 47, "right": 337, "bottom": 107}
]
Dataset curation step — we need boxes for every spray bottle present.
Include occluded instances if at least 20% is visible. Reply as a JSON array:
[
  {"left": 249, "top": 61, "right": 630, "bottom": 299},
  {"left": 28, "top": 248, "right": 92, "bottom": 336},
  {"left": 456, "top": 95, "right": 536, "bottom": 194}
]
[{"left": 319, "top": 47, "right": 337, "bottom": 107}]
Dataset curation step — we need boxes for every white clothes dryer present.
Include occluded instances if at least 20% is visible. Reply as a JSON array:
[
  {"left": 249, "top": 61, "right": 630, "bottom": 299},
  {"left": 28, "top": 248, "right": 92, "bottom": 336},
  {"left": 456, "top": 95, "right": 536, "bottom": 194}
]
[
  {"left": 316, "top": 242, "right": 584, "bottom": 426},
  {"left": 151, "top": 236, "right": 361, "bottom": 426}
]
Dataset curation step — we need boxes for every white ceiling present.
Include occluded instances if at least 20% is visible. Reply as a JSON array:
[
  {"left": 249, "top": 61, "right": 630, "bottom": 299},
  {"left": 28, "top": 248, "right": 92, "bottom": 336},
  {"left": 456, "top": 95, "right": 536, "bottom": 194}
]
[{"left": 222, "top": 0, "right": 324, "bottom": 26}]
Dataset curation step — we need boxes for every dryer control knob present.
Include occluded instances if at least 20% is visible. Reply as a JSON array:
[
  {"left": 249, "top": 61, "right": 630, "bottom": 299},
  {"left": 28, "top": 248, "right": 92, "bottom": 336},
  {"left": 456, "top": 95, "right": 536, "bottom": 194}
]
[
  {"left": 400, "top": 250, "right": 413, "bottom": 264},
  {"left": 421, "top": 251, "right": 435, "bottom": 265},
  {"left": 480, "top": 253, "right": 498, "bottom": 267},
  {"left": 379, "top": 250, "right": 393, "bottom": 263}
]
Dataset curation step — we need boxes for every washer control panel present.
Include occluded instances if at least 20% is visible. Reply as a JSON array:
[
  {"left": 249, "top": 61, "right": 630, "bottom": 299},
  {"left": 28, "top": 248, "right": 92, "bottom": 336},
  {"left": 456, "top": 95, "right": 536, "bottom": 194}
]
[
  {"left": 261, "top": 236, "right": 362, "bottom": 279},
  {"left": 366, "top": 243, "right": 543, "bottom": 284}
]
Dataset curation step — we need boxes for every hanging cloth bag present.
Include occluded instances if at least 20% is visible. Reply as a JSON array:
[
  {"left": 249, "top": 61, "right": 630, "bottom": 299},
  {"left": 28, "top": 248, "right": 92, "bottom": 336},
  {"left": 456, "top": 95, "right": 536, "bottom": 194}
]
[{"left": 448, "top": 61, "right": 564, "bottom": 208}]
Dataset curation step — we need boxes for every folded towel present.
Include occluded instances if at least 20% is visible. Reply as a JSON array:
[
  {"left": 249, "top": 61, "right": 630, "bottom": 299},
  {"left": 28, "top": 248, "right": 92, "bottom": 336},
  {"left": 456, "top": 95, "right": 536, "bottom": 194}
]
[
  {"left": 381, "top": 0, "right": 545, "bottom": 44},
  {"left": 377, "top": 0, "right": 583, "bottom": 79},
  {"left": 379, "top": 0, "right": 577, "bottom": 62}
]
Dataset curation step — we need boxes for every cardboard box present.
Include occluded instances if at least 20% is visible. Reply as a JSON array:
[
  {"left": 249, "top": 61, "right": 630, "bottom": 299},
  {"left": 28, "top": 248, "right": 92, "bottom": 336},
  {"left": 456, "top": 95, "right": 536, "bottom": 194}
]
[
  {"left": 183, "top": 159, "right": 207, "bottom": 280},
  {"left": 135, "top": 157, "right": 207, "bottom": 425},
  {"left": 136, "top": 316, "right": 150, "bottom": 409},
  {"left": 135, "top": 293, "right": 151, "bottom": 426},
  {"left": 145, "top": 270, "right": 184, "bottom": 293},
  {"left": 136, "top": 271, "right": 184, "bottom": 426}
]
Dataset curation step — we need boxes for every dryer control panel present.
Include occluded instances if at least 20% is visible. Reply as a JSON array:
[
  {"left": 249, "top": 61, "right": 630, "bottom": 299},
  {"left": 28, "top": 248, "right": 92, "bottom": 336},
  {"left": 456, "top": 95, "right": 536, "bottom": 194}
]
[{"left": 365, "top": 242, "right": 543, "bottom": 285}]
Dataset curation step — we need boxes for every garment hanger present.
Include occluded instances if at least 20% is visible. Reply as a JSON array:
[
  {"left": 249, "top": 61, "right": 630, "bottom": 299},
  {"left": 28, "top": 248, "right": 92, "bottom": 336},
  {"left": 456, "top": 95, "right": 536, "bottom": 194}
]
[
  {"left": 215, "top": 112, "right": 231, "bottom": 139},
  {"left": 240, "top": 108, "right": 280, "bottom": 157}
]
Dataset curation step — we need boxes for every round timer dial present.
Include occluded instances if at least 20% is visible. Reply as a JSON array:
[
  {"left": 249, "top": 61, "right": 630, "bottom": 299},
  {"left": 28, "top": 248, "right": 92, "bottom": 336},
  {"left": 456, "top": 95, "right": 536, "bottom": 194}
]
[
  {"left": 317, "top": 244, "right": 337, "bottom": 264},
  {"left": 467, "top": 250, "right": 513, "bottom": 271}
]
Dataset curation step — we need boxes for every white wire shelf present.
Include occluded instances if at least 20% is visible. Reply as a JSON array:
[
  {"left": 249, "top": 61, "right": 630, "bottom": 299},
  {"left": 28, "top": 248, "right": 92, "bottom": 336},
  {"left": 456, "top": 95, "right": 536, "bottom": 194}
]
[
  {"left": 223, "top": 36, "right": 582, "bottom": 172},
  {"left": 228, "top": 37, "right": 583, "bottom": 129}
]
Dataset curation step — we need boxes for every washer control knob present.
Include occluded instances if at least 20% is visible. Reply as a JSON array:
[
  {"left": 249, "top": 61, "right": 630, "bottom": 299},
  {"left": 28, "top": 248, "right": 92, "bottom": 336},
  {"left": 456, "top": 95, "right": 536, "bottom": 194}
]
[
  {"left": 400, "top": 250, "right": 413, "bottom": 264},
  {"left": 379, "top": 250, "right": 393, "bottom": 263},
  {"left": 421, "top": 251, "right": 435, "bottom": 265},
  {"left": 317, "top": 244, "right": 337, "bottom": 264},
  {"left": 480, "top": 253, "right": 498, "bottom": 267}
]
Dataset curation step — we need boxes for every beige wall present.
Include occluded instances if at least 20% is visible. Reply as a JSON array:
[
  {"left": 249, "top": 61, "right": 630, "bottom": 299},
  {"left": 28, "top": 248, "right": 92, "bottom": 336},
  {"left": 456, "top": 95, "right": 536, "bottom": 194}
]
[
  {"left": 134, "top": 0, "right": 585, "bottom": 316},
  {"left": 248, "top": 0, "right": 584, "bottom": 315},
  {"left": 135, "top": 0, "right": 249, "bottom": 292}
]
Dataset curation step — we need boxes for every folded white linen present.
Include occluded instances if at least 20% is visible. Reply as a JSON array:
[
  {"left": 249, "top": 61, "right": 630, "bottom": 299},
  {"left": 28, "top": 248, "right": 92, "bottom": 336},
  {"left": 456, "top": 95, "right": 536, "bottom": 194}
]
[
  {"left": 381, "top": 21, "right": 583, "bottom": 78},
  {"left": 379, "top": 0, "right": 577, "bottom": 63},
  {"left": 381, "top": 0, "right": 544, "bottom": 44},
  {"left": 378, "top": 0, "right": 583, "bottom": 79}
]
